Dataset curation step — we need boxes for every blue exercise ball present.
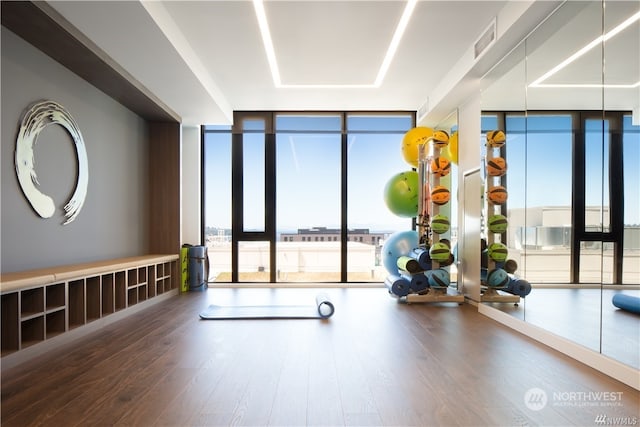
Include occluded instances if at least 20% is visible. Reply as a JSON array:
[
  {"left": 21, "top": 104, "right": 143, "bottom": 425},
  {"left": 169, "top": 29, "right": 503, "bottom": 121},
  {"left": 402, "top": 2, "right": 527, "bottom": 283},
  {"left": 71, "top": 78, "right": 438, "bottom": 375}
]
[{"left": 382, "top": 230, "right": 419, "bottom": 275}]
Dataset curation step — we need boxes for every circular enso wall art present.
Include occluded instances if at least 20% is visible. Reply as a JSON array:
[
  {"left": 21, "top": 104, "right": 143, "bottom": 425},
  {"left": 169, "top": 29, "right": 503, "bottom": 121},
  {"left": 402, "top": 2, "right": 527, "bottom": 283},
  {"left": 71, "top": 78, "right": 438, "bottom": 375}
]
[{"left": 15, "top": 100, "right": 88, "bottom": 225}]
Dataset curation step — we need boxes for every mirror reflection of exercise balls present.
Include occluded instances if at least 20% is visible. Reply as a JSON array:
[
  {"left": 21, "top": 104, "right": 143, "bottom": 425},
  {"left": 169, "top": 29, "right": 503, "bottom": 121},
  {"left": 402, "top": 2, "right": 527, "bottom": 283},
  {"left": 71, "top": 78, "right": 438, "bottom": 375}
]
[
  {"left": 383, "top": 170, "right": 419, "bottom": 218},
  {"left": 401, "top": 126, "right": 433, "bottom": 167}
]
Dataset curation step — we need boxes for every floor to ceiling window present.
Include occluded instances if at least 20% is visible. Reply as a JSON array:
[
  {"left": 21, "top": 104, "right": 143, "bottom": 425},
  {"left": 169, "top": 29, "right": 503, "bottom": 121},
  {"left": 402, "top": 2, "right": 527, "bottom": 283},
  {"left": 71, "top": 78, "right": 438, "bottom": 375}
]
[
  {"left": 203, "top": 111, "right": 415, "bottom": 284},
  {"left": 275, "top": 114, "right": 342, "bottom": 282},
  {"left": 345, "top": 114, "right": 414, "bottom": 282},
  {"left": 202, "top": 125, "right": 232, "bottom": 282}
]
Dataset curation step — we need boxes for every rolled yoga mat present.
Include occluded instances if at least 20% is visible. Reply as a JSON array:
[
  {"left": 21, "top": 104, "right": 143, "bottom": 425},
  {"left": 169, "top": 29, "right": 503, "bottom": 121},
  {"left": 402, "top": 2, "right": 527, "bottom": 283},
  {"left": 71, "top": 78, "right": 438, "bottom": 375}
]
[
  {"left": 199, "top": 293, "right": 335, "bottom": 320},
  {"left": 401, "top": 273, "right": 428, "bottom": 294},
  {"left": 396, "top": 256, "right": 422, "bottom": 274},
  {"left": 504, "top": 278, "right": 532, "bottom": 297},
  {"left": 385, "top": 274, "right": 411, "bottom": 297},
  {"left": 612, "top": 294, "right": 640, "bottom": 314},
  {"left": 410, "top": 248, "right": 432, "bottom": 271}
]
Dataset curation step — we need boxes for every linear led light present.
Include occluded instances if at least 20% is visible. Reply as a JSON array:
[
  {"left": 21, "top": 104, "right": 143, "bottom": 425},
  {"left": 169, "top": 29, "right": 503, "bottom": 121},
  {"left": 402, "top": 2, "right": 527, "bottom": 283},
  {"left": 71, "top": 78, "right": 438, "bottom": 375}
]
[
  {"left": 254, "top": 0, "right": 282, "bottom": 86},
  {"left": 253, "top": 0, "right": 417, "bottom": 89},
  {"left": 529, "top": 10, "right": 640, "bottom": 88},
  {"left": 532, "top": 82, "right": 640, "bottom": 89}
]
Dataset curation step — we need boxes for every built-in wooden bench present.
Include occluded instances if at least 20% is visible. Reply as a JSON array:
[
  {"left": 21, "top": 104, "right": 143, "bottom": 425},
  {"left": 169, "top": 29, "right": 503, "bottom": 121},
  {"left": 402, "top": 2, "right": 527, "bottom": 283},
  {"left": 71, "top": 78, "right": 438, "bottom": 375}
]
[{"left": 1, "top": 254, "right": 180, "bottom": 370}]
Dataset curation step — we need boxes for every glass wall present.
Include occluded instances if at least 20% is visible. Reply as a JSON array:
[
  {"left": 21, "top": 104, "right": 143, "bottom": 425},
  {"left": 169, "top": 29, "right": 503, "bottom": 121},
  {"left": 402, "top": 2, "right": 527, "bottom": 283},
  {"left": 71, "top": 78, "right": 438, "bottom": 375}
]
[
  {"left": 275, "top": 114, "right": 342, "bottom": 282},
  {"left": 479, "top": 0, "right": 639, "bottom": 369},
  {"left": 203, "top": 112, "right": 415, "bottom": 284},
  {"left": 202, "top": 125, "right": 232, "bottom": 282},
  {"left": 345, "top": 114, "right": 414, "bottom": 282}
]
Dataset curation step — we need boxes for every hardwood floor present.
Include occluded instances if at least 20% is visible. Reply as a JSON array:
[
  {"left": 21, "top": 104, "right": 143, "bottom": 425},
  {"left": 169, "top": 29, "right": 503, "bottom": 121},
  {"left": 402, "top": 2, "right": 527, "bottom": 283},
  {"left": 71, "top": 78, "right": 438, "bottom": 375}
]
[{"left": 2, "top": 288, "right": 638, "bottom": 426}]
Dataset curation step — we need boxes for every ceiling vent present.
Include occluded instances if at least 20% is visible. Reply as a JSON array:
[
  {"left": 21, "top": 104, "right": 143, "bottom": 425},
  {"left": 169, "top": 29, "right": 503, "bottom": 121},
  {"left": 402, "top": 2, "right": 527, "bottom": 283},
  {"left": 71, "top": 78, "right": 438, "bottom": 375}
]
[
  {"left": 474, "top": 18, "right": 497, "bottom": 61},
  {"left": 417, "top": 98, "right": 429, "bottom": 122}
]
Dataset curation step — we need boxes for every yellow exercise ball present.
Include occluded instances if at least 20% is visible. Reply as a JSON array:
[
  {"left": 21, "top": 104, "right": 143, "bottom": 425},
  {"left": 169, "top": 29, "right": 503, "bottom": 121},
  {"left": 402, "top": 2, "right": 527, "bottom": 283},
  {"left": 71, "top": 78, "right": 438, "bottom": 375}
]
[
  {"left": 445, "top": 131, "right": 458, "bottom": 165},
  {"left": 401, "top": 127, "right": 433, "bottom": 167}
]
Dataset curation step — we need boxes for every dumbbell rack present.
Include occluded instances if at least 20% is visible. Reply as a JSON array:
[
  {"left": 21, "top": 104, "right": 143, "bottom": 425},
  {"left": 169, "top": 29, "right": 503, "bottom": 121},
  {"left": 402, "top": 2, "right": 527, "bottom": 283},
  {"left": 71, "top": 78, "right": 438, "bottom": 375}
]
[
  {"left": 481, "top": 130, "right": 520, "bottom": 304},
  {"left": 406, "top": 135, "right": 464, "bottom": 304}
]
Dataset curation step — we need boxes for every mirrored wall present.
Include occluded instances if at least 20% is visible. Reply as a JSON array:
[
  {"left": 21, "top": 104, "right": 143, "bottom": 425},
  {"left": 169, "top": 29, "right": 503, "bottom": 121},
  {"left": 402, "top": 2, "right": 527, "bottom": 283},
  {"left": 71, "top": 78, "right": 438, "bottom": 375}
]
[{"left": 480, "top": 0, "right": 639, "bottom": 369}]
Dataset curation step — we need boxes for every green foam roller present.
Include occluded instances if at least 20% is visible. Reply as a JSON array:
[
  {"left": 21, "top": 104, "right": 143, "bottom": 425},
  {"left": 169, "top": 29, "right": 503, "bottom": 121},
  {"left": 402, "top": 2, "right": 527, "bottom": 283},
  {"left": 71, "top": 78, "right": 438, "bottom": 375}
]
[{"left": 396, "top": 256, "right": 422, "bottom": 274}]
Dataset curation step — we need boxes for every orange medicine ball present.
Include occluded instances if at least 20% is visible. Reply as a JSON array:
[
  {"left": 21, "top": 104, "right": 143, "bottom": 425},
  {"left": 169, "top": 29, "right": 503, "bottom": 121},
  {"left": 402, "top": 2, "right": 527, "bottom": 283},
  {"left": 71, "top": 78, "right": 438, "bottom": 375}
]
[
  {"left": 486, "top": 130, "right": 506, "bottom": 148},
  {"left": 488, "top": 185, "right": 508, "bottom": 205},
  {"left": 487, "top": 156, "right": 507, "bottom": 176},
  {"left": 430, "top": 156, "right": 451, "bottom": 177},
  {"left": 432, "top": 130, "right": 450, "bottom": 148},
  {"left": 431, "top": 185, "right": 450, "bottom": 205}
]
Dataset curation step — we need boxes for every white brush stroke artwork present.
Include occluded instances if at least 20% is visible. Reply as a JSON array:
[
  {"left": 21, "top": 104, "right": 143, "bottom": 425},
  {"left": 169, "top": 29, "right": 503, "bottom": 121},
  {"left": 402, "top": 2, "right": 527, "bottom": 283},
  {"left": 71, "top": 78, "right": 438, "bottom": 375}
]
[{"left": 15, "top": 100, "right": 88, "bottom": 225}]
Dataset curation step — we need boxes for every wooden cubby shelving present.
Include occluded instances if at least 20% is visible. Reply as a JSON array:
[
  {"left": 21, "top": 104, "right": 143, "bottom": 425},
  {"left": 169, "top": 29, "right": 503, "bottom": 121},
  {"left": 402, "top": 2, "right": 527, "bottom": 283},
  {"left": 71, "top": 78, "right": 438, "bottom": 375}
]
[{"left": 0, "top": 255, "right": 179, "bottom": 362}]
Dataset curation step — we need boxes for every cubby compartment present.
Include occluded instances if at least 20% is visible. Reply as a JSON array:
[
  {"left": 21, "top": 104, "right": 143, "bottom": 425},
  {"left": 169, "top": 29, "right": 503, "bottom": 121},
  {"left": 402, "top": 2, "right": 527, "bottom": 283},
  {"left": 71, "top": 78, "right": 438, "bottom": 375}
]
[
  {"left": 68, "top": 279, "right": 85, "bottom": 329},
  {"left": 102, "top": 273, "right": 114, "bottom": 315},
  {"left": 45, "top": 283, "right": 66, "bottom": 339},
  {"left": 157, "top": 263, "right": 164, "bottom": 278},
  {"left": 45, "top": 283, "right": 65, "bottom": 310},
  {"left": 21, "top": 315, "right": 44, "bottom": 348},
  {"left": 147, "top": 266, "right": 156, "bottom": 298},
  {"left": 156, "top": 277, "right": 164, "bottom": 295},
  {"left": 128, "top": 288, "right": 138, "bottom": 306},
  {"left": 138, "top": 284, "right": 147, "bottom": 302},
  {"left": 21, "top": 288, "right": 44, "bottom": 318},
  {"left": 138, "top": 267, "right": 147, "bottom": 285},
  {"left": 170, "top": 261, "right": 178, "bottom": 289},
  {"left": 86, "top": 276, "right": 101, "bottom": 322},
  {"left": 115, "top": 271, "right": 126, "bottom": 311},
  {"left": 45, "top": 309, "right": 66, "bottom": 339},
  {"left": 127, "top": 269, "right": 138, "bottom": 287},
  {"left": 2, "top": 293, "right": 19, "bottom": 355}
]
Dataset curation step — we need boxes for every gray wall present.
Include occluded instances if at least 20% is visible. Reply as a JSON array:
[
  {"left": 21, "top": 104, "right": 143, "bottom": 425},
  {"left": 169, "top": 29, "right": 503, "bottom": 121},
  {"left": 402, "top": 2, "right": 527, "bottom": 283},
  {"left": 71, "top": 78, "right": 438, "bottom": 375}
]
[{"left": 1, "top": 27, "right": 148, "bottom": 272}]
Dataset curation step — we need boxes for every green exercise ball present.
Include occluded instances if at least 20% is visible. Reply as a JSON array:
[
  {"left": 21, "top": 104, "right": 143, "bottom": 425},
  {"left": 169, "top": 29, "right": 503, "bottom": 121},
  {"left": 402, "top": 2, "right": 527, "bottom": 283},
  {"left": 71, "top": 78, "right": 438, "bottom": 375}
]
[{"left": 383, "top": 171, "right": 419, "bottom": 218}]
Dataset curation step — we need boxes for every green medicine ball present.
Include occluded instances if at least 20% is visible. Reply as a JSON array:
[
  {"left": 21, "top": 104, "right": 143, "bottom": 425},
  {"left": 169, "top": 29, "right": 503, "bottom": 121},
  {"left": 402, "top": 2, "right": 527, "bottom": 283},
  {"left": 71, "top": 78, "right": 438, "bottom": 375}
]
[
  {"left": 488, "top": 214, "right": 508, "bottom": 233},
  {"left": 487, "top": 242, "right": 508, "bottom": 262},
  {"left": 431, "top": 214, "right": 450, "bottom": 234},
  {"left": 429, "top": 242, "right": 451, "bottom": 262}
]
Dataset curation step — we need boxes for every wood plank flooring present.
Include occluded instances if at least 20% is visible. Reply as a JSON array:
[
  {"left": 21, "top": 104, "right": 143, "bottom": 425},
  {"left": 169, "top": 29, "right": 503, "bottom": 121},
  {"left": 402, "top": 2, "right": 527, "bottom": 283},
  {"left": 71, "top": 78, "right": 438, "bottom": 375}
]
[{"left": 2, "top": 288, "right": 638, "bottom": 426}]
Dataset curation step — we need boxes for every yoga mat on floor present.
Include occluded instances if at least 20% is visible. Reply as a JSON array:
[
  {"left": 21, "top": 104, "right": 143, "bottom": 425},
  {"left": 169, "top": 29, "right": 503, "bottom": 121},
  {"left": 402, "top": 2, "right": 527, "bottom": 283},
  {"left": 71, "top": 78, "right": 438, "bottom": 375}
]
[
  {"left": 199, "top": 293, "right": 335, "bottom": 320},
  {"left": 612, "top": 294, "right": 640, "bottom": 314}
]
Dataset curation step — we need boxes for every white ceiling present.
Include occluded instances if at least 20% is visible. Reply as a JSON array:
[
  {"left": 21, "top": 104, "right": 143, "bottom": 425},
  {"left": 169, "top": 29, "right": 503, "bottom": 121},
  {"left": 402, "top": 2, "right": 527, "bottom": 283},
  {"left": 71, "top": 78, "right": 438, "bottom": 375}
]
[{"left": 45, "top": 0, "right": 597, "bottom": 126}]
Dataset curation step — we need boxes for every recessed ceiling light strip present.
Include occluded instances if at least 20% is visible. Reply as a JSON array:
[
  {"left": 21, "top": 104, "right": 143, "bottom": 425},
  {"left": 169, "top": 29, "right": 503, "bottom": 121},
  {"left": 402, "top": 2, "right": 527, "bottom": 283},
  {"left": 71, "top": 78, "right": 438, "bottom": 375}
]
[
  {"left": 374, "top": 0, "right": 418, "bottom": 87},
  {"left": 532, "top": 82, "right": 640, "bottom": 89},
  {"left": 530, "top": 10, "right": 640, "bottom": 87},
  {"left": 254, "top": 0, "right": 281, "bottom": 86},
  {"left": 253, "top": 0, "right": 417, "bottom": 89}
]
